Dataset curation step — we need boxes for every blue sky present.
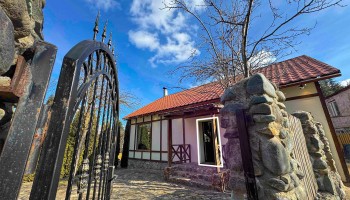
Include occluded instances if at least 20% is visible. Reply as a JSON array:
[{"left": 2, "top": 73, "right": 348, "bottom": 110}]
[{"left": 43, "top": 0, "right": 350, "bottom": 123}]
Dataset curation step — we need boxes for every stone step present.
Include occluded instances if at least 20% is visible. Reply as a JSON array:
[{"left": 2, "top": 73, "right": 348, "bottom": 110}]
[
  {"left": 172, "top": 163, "right": 219, "bottom": 174},
  {"left": 171, "top": 170, "right": 213, "bottom": 182},
  {"left": 169, "top": 176, "right": 215, "bottom": 191}
]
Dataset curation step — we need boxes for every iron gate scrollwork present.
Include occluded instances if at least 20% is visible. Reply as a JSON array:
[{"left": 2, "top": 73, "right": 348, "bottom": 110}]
[{"left": 30, "top": 35, "right": 119, "bottom": 199}]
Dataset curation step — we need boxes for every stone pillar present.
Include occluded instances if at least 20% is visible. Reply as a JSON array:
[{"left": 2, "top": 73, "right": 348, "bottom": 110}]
[
  {"left": 221, "top": 73, "right": 307, "bottom": 199},
  {"left": 220, "top": 103, "right": 245, "bottom": 191},
  {"left": 293, "top": 111, "right": 346, "bottom": 199}
]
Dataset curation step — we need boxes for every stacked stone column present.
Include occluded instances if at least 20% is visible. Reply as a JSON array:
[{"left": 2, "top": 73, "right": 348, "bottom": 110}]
[
  {"left": 220, "top": 73, "right": 306, "bottom": 199},
  {"left": 293, "top": 111, "right": 346, "bottom": 199}
]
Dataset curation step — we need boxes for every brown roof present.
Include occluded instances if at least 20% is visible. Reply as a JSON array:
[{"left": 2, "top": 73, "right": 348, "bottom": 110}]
[{"left": 125, "top": 55, "right": 341, "bottom": 119}]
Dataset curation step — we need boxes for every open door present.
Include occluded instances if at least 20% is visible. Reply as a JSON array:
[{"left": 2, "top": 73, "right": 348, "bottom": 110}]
[{"left": 197, "top": 117, "right": 223, "bottom": 167}]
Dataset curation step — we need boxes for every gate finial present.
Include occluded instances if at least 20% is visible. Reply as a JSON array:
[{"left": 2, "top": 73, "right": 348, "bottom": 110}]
[
  {"left": 102, "top": 20, "right": 108, "bottom": 42},
  {"left": 93, "top": 11, "right": 100, "bottom": 40},
  {"left": 108, "top": 32, "right": 112, "bottom": 48}
]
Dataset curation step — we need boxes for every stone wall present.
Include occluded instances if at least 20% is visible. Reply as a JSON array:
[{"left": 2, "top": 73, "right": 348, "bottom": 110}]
[
  {"left": 220, "top": 73, "right": 307, "bottom": 199},
  {"left": 0, "top": 0, "right": 45, "bottom": 152},
  {"left": 293, "top": 111, "right": 346, "bottom": 199},
  {"left": 127, "top": 159, "right": 168, "bottom": 171},
  {"left": 220, "top": 73, "right": 346, "bottom": 199}
]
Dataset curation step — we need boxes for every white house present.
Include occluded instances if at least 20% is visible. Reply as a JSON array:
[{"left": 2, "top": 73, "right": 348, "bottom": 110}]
[{"left": 124, "top": 55, "right": 350, "bottom": 182}]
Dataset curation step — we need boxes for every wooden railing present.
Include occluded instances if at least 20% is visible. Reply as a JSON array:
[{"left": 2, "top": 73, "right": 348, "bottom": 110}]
[{"left": 171, "top": 144, "right": 191, "bottom": 164}]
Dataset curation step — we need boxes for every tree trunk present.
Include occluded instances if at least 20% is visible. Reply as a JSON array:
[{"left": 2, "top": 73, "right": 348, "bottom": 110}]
[
  {"left": 121, "top": 120, "right": 131, "bottom": 168},
  {"left": 114, "top": 125, "right": 121, "bottom": 168}
]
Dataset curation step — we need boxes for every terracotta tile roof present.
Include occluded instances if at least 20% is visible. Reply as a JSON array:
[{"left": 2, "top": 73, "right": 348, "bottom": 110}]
[
  {"left": 255, "top": 55, "right": 340, "bottom": 86},
  {"left": 125, "top": 55, "right": 340, "bottom": 119}
]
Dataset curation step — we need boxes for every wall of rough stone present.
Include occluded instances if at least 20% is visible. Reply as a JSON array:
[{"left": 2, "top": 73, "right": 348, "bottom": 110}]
[
  {"left": 220, "top": 73, "right": 346, "bottom": 199},
  {"left": 293, "top": 111, "right": 346, "bottom": 199},
  {"left": 127, "top": 159, "right": 168, "bottom": 170},
  {"left": 0, "top": 0, "right": 45, "bottom": 153},
  {"left": 220, "top": 73, "right": 307, "bottom": 199}
]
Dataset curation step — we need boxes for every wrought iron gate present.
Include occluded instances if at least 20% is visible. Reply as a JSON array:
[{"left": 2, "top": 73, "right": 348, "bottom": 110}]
[{"left": 29, "top": 31, "right": 119, "bottom": 199}]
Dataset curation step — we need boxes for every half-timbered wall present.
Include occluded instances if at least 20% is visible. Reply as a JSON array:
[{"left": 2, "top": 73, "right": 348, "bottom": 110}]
[
  {"left": 129, "top": 115, "right": 168, "bottom": 162},
  {"left": 129, "top": 114, "right": 228, "bottom": 165}
]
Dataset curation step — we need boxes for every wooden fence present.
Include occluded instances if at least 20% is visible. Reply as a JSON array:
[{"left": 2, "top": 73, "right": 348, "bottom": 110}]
[
  {"left": 337, "top": 133, "right": 350, "bottom": 146},
  {"left": 289, "top": 115, "right": 318, "bottom": 200}
]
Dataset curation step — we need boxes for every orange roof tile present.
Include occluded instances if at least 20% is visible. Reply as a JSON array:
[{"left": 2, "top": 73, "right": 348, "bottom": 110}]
[{"left": 125, "top": 55, "right": 340, "bottom": 119}]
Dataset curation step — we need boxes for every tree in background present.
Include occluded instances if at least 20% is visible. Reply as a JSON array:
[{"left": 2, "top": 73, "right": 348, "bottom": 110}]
[
  {"left": 164, "top": 0, "right": 344, "bottom": 88},
  {"left": 319, "top": 79, "right": 345, "bottom": 97}
]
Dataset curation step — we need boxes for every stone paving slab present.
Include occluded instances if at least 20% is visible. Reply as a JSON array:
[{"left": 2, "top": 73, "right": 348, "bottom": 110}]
[
  {"left": 19, "top": 168, "right": 232, "bottom": 200},
  {"left": 17, "top": 167, "right": 350, "bottom": 199},
  {"left": 111, "top": 168, "right": 232, "bottom": 200}
]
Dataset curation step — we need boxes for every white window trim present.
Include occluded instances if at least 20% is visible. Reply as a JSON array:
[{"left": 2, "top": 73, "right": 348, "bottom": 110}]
[{"left": 196, "top": 117, "right": 224, "bottom": 168}]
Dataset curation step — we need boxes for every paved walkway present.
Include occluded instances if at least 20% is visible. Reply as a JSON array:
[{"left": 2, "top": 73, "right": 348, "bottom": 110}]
[
  {"left": 19, "top": 168, "right": 232, "bottom": 200},
  {"left": 111, "top": 168, "right": 232, "bottom": 200},
  {"left": 17, "top": 167, "right": 350, "bottom": 199}
]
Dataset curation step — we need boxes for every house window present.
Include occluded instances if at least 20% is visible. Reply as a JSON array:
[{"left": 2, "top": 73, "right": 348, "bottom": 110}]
[
  {"left": 136, "top": 123, "right": 151, "bottom": 150},
  {"left": 328, "top": 101, "right": 340, "bottom": 117}
]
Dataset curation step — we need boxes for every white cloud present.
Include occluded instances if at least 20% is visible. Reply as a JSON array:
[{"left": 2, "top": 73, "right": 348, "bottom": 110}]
[
  {"left": 128, "top": 30, "right": 160, "bottom": 51},
  {"left": 340, "top": 79, "right": 350, "bottom": 86},
  {"left": 248, "top": 50, "right": 276, "bottom": 68},
  {"left": 85, "top": 0, "right": 119, "bottom": 12},
  {"left": 129, "top": 0, "right": 200, "bottom": 67}
]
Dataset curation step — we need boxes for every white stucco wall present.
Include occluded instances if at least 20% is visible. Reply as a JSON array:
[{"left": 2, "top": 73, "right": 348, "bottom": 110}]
[
  {"left": 172, "top": 118, "right": 183, "bottom": 145},
  {"left": 152, "top": 121, "right": 161, "bottom": 151},
  {"left": 129, "top": 125, "right": 136, "bottom": 158}
]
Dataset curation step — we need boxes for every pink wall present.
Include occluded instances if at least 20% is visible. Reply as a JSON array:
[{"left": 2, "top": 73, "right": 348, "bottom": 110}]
[
  {"left": 183, "top": 115, "right": 227, "bottom": 164},
  {"left": 326, "top": 88, "right": 350, "bottom": 130}
]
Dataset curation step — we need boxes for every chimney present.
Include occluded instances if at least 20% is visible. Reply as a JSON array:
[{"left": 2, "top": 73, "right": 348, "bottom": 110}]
[{"left": 163, "top": 87, "right": 168, "bottom": 97}]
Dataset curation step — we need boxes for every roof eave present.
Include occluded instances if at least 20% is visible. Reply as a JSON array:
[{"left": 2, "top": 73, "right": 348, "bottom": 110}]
[{"left": 279, "top": 72, "right": 341, "bottom": 89}]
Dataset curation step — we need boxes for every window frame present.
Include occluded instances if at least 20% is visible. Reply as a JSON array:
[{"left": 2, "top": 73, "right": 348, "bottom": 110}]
[
  {"left": 328, "top": 100, "right": 341, "bottom": 117},
  {"left": 136, "top": 123, "right": 152, "bottom": 151}
]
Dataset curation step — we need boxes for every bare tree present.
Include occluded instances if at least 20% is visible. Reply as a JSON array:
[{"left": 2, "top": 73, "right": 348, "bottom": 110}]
[{"left": 164, "top": 0, "right": 343, "bottom": 88}]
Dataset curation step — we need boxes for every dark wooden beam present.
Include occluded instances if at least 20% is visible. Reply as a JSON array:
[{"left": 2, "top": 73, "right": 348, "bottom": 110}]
[
  {"left": 160, "top": 119, "right": 163, "bottom": 161},
  {"left": 167, "top": 119, "right": 172, "bottom": 167},
  {"left": 285, "top": 93, "right": 319, "bottom": 101}
]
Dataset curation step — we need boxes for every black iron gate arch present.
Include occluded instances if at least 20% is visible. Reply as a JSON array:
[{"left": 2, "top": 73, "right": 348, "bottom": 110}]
[{"left": 30, "top": 39, "right": 119, "bottom": 199}]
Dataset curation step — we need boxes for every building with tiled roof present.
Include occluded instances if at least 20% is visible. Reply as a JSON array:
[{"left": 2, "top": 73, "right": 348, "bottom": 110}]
[
  {"left": 125, "top": 55, "right": 340, "bottom": 119},
  {"left": 123, "top": 55, "right": 349, "bottom": 182}
]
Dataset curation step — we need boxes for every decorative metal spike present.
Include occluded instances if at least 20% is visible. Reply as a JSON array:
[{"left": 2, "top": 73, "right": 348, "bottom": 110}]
[
  {"left": 102, "top": 20, "right": 108, "bottom": 42},
  {"left": 112, "top": 47, "right": 115, "bottom": 56},
  {"left": 103, "top": 152, "right": 110, "bottom": 172},
  {"left": 93, "top": 11, "right": 100, "bottom": 40},
  {"left": 77, "top": 158, "right": 90, "bottom": 194},
  {"left": 108, "top": 32, "right": 112, "bottom": 48},
  {"left": 94, "top": 154, "right": 102, "bottom": 177}
]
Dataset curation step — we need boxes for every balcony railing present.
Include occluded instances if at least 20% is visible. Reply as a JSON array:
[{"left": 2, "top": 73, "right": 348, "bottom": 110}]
[{"left": 171, "top": 144, "right": 191, "bottom": 164}]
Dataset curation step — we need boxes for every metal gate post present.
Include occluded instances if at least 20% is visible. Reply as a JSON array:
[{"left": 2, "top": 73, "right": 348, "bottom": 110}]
[
  {"left": 0, "top": 41, "right": 57, "bottom": 199},
  {"left": 236, "top": 109, "right": 259, "bottom": 200}
]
